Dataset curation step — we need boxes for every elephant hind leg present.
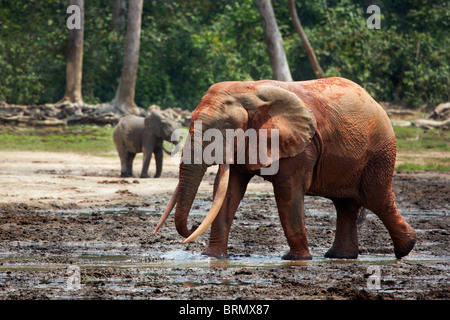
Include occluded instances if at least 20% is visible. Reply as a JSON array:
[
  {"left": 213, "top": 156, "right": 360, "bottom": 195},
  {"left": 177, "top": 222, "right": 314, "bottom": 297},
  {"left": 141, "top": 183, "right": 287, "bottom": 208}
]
[
  {"left": 360, "top": 145, "right": 416, "bottom": 258},
  {"left": 120, "top": 152, "right": 136, "bottom": 177},
  {"left": 325, "top": 199, "right": 361, "bottom": 259},
  {"left": 365, "top": 192, "right": 416, "bottom": 259}
]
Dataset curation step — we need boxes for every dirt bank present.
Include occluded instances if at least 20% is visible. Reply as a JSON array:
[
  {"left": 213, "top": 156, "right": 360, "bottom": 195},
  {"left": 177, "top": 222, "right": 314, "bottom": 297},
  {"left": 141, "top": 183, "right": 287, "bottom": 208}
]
[{"left": 0, "top": 151, "right": 448, "bottom": 300}]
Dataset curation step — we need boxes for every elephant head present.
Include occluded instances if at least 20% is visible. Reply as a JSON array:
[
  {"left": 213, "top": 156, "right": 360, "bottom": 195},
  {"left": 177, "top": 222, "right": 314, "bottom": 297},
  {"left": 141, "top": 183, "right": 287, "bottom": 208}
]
[
  {"left": 145, "top": 111, "right": 180, "bottom": 143},
  {"left": 154, "top": 82, "right": 317, "bottom": 242}
]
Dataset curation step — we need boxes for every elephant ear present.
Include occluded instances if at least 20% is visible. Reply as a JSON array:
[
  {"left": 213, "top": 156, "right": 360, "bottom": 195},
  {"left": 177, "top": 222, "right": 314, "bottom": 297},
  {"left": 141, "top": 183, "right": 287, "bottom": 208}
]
[
  {"left": 144, "top": 111, "right": 164, "bottom": 136},
  {"left": 235, "top": 85, "right": 317, "bottom": 170}
]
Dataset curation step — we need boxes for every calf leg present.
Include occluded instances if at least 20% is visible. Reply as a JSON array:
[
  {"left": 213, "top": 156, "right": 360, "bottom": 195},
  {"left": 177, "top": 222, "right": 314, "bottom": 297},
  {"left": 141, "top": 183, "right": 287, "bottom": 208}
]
[
  {"left": 121, "top": 152, "right": 135, "bottom": 177},
  {"left": 140, "top": 148, "right": 152, "bottom": 178},
  {"left": 153, "top": 147, "right": 163, "bottom": 178}
]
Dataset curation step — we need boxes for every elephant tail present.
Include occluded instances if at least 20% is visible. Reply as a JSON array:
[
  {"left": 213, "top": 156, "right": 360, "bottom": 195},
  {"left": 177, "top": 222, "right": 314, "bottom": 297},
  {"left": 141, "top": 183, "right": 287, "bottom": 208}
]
[{"left": 356, "top": 207, "right": 368, "bottom": 230}]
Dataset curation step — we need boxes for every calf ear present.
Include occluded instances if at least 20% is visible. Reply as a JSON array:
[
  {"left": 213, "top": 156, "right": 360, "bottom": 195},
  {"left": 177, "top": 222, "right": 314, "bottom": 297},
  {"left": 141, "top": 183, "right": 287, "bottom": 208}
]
[
  {"left": 235, "top": 85, "right": 316, "bottom": 170},
  {"left": 145, "top": 112, "right": 164, "bottom": 136}
]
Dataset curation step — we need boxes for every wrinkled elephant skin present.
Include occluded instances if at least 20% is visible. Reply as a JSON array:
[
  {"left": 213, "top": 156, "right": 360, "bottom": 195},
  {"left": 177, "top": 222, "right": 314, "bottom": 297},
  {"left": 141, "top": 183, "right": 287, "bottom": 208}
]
[{"left": 157, "top": 77, "right": 416, "bottom": 260}]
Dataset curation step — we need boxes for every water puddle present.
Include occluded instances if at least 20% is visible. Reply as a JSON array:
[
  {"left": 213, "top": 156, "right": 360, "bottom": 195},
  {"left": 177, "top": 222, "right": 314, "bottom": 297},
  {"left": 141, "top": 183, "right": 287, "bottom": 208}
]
[
  {"left": 34, "top": 205, "right": 448, "bottom": 219},
  {"left": 1, "top": 243, "right": 448, "bottom": 272},
  {"left": 399, "top": 209, "right": 447, "bottom": 216},
  {"left": 0, "top": 205, "right": 447, "bottom": 273}
]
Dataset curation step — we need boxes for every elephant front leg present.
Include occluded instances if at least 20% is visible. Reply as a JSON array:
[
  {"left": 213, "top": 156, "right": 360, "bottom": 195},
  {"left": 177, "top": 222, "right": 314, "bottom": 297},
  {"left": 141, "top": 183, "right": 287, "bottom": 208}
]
[
  {"left": 140, "top": 149, "right": 152, "bottom": 178},
  {"left": 202, "top": 167, "right": 253, "bottom": 259},
  {"left": 153, "top": 147, "right": 163, "bottom": 178},
  {"left": 273, "top": 183, "right": 312, "bottom": 260}
]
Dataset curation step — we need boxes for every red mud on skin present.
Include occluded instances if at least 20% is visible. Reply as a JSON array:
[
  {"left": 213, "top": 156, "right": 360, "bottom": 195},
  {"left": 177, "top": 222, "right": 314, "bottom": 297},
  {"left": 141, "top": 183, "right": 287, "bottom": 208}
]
[{"left": 0, "top": 170, "right": 448, "bottom": 300}]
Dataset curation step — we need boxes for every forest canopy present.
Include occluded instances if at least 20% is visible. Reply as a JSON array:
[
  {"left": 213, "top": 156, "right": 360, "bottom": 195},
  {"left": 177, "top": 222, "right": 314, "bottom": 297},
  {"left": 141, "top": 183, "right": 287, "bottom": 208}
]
[{"left": 0, "top": 0, "right": 448, "bottom": 110}]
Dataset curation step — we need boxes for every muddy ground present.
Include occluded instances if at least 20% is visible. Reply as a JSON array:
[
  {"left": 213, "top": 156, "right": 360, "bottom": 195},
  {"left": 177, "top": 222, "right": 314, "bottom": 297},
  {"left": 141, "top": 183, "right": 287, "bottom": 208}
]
[{"left": 0, "top": 151, "right": 448, "bottom": 300}]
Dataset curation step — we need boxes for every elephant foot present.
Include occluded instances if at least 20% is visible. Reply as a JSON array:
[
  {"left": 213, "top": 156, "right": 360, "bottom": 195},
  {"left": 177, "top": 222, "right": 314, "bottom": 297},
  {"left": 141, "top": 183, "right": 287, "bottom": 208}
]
[
  {"left": 202, "top": 244, "right": 228, "bottom": 259},
  {"left": 324, "top": 246, "right": 358, "bottom": 259},
  {"left": 202, "top": 248, "right": 228, "bottom": 259},
  {"left": 140, "top": 173, "right": 150, "bottom": 178},
  {"left": 153, "top": 174, "right": 161, "bottom": 178},
  {"left": 282, "top": 251, "right": 312, "bottom": 261},
  {"left": 120, "top": 172, "right": 133, "bottom": 178},
  {"left": 393, "top": 230, "right": 416, "bottom": 259}
]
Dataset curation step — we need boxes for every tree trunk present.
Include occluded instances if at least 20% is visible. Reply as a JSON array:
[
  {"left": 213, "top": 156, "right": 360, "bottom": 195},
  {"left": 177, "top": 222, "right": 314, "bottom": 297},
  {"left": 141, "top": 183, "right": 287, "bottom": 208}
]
[
  {"left": 255, "top": 0, "right": 293, "bottom": 82},
  {"left": 112, "top": 0, "right": 126, "bottom": 33},
  {"left": 112, "top": 0, "right": 143, "bottom": 115},
  {"left": 288, "top": 0, "right": 325, "bottom": 78},
  {"left": 63, "top": 0, "right": 84, "bottom": 103}
]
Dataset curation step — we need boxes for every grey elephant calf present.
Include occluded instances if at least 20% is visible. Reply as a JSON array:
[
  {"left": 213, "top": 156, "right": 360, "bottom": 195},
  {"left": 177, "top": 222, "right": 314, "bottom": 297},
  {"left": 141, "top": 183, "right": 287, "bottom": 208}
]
[{"left": 113, "top": 112, "right": 180, "bottom": 178}]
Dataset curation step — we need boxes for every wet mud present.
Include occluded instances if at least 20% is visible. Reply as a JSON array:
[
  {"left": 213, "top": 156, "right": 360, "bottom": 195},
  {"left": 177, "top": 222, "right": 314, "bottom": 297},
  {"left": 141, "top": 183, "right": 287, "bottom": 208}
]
[{"left": 0, "top": 153, "right": 448, "bottom": 300}]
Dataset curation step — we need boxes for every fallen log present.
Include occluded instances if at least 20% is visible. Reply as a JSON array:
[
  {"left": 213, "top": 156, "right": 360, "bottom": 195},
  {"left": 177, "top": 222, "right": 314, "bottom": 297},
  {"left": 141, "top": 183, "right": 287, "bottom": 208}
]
[
  {"left": 427, "top": 102, "right": 450, "bottom": 121},
  {"left": 386, "top": 109, "right": 422, "bottom": 118},
  {"left": 411, "top": 118, "right": 450, "bottom": 129},
  {"left": 0, "top": 101, "right": 192, "bottom": 127}
]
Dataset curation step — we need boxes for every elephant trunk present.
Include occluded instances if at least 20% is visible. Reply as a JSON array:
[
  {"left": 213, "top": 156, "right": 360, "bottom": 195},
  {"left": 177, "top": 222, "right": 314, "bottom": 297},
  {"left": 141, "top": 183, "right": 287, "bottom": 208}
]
[
  {"left": 153, "top": 132, "right": 207, "bottom": 236},
  {"left": 155, "top": 112, "right": 231, "bottom": 242},
  {"left": 181, "top": 163, "right": 229, "bottom": 243},
  {"left": 154, "top": 145, "right": 230, "bottom": 243},
  {"left": 174, "top": 161, "right": 208, "bottom": 238}
]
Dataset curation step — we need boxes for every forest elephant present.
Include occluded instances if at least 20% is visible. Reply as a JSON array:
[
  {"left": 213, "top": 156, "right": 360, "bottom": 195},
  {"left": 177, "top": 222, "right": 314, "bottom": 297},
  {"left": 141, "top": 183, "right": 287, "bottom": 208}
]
[
  {"left": 113, "top": 112, "right": 180, "bottom": 178},
  {"left": 154, "top": 77, "right": 416, "bottom": 260}
]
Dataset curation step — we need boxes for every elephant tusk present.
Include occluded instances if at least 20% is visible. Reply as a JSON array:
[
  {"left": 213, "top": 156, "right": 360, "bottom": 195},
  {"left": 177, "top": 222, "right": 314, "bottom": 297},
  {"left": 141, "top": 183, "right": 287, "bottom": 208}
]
[
  {"left": 182, "top": 164, "right": 230, "bottom": 244},
  {"left": 153, "top": 183, "right": 179, "bottom": 234}
]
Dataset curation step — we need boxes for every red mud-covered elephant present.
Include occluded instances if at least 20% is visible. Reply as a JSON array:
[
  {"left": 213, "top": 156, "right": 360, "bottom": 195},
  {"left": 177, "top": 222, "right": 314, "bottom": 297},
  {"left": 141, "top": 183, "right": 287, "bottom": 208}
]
[{"left": 154, "top": 77, "right": 416, "bottom": 260}]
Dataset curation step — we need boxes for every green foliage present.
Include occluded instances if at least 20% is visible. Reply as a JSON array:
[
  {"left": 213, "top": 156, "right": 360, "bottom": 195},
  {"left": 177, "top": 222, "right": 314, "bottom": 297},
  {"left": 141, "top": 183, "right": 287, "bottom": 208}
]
[
  {"left": 393, "top": 125, "right": 449, "bottom": 172},
  {"left": 0, "top": 0, "right": 448, "bottom": 109},
  {"left": 0, "top": 125, "right": 115, "bottom": 154},
  {"left": 394, "top": 126, "right": 450, "bottom": 151},
  {"left": 136, "top": 0, "right": 271, "bottom": 110},
  {"left": 0, "top": 0, "right": 67, "bottom": 104},
  {"left": 288, "top": 0, "right": 449, "bottom": 107},
  {"left": 395, "top": 163, "right": 450, "bottom": 172},
  {"left": 1, "top": 124, "right": 448, "bottom": 171}
]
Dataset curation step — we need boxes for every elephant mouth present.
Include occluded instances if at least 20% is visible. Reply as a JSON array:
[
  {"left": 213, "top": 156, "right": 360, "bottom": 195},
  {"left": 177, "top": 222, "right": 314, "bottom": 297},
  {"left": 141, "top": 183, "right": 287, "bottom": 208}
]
[{"left": 153, "top": 163, "right": 230, "bottom": 243}]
